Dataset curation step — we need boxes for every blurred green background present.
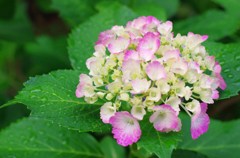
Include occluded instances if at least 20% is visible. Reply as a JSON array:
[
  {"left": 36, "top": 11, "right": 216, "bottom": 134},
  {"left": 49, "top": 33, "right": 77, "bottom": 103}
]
[{"left": 0, "top": 0, "right": 239, "bottom": 132}]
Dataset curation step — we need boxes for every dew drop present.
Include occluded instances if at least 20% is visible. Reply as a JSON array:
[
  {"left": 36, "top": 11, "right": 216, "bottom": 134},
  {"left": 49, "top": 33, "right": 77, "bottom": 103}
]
[
  {"left": 236, "top": 66, "right": 240, "bottom": 72},
  {"left": 228, "top": 74, "right": 233, "bottom": 78},
  {"left": 224, "top": 69, "right": 230, "bottom": 73},
  {"left": 30, "top": 136, "right": 36, "bottom": 142},
  {"left": 236, "top": 55, "right": 240, "bottom": 61},
  {"left": 23, "top": 140, "right": 28, "bottom": 144},
  {"left": 40, "top": 111, "right": 45, "bottom": 115},
  {"left": 30, "top": 89, "right": 41, "bottom": 93},
  {"left": 30, "top": 95, "right": 36, "bottom": 99},
  {"left": 58, "top": 133, "right": 64, "bottom": 137},
  {"left": 46, "top": 122, "right": 51, "bottom": 127},
  {"left": 41, "top": 98, "right": 47, "bottom": 102}
]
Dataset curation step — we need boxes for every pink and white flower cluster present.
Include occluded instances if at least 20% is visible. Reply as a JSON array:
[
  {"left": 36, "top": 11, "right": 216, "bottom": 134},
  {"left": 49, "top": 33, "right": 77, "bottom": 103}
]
[{"left": 76, "top": 16, "right": 226, "bottom": 146}]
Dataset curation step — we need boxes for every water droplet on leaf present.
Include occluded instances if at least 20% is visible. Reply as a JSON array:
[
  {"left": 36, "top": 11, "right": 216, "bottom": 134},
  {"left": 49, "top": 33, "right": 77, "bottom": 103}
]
[
  {"left": 236, "top": 55, "right": 240, "bottom": 61},
  {"left": 236, "top": 66, "right": 240, "bottom": 72},
  {"left": 224, "top": 69, "right": 230, "bottom": 73},
  {"left": 228, "top": 74, "right": 233, "bottom": 78}
]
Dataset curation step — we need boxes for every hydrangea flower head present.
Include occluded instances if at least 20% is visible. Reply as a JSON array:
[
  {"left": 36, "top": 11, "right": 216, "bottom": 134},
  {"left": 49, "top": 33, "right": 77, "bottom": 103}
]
[{"left": 76, "top": 16, "right": 226, "bottom": 146}]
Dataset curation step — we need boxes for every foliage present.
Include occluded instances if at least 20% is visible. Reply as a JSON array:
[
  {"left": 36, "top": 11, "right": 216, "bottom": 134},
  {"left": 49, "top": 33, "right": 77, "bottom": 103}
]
[
  {"left": 179, "top": 114, "right": 240, "bottom": 158},
  {"left": 0, "top": 0, "right": 240, "bottom": 158},
  {"left": 68, "top": 3, "right": 138, "bottom": 71},
  {"left": 0, "top": 118, "right": 105, "bottom": 158},
  {"left": 14, "top": 70, "right": 110, "bottom": 132},
  {"left": 174, "top": 10, "right": 239, "bottom": 41},
  {"left": 204, "top": 42, "right": 240, "bottom": 99},
  {"left": 137, "top": 117, "right": 182, "bottom": 158}
]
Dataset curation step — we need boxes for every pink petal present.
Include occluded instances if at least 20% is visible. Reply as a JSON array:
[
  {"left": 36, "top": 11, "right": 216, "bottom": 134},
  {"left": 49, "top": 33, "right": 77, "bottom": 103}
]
[
  {"left": 213, "top": 62, "right": 226, "bottom": 90},
  {"left": 86, "top": 57, "right": 97, "bottom": 70},
  {"left": 191, "top": 103, "right": 210, "bottom": 139},
  {"left": 146, "top": 61, "right": 166, "bottom": 80},
  {"left": 96, "top": 30, "right": 115, "bottom": 46},
  {"left": 216, "top": 73, "right": 227, "bottom": 90},
  {"left": 126, "top": 16, "right": 148, "bottom": 30},
  {"left": 200, "top": 75, "right": 215, "bottom": 89},
  {"left": 163, "top": 49, "right": 180, "bottom": 61},
  {"left": 108, "top": 37, "right": 130, "bottom": 54},
  {"left": 211, "top": 90, "right": 219, "bottom": 99},
  {"left": 126, "top": 16, "right": 160, "bottom": 31},
  {"left": 157, "top": 21, "right": 173, "bottom": 35},
  {"left": 188, "top": 32, "right": 208, "bottom": 42},
  {"left": 131, "top": 79, "right": 151, "bottom": 94},
  {"left": 188, "top": 61, "right": 202, "bottom": 73},
  {"left": 137, "top": 32, "right": 160, "bottom": 61},
  {"left": 171, "top": 59, "right": 188, "bottom": 75},
  {"left": 142, "top": 16, "right": 161, "bottom": 34},
  {"left": 79, "top": 74, "right": 92, "bottom": 85},
  {"left": 122, "top": 59, "right": 141, "bottom": 82},
  {"left": 205, "top": 56, "right": 215, "bottom": 70},
  {"left": 75, "top": 74, "right": 92, "bottom": 98},
  {"left": 145, "top": 16, "right": 160, "bottom": 26},
  {"left": 100, "top": 102, "right": 116, "bottom": 123},
  {"left": 214, "top": 62, "right": 222, "bottom": 74},
  {"left": 109, "top": 112, "right": 141, "bottom": 146},
  {"left": 124, "top": 50, "right": 140, "bottom": 61},
  {"left": 76, "top": 83, "right": 84, "bottom": 98},
  {"left": 187, "top": 32, "right": 208, "bottom": 48},
  {"left": 150, "top": 104, "right": 181, "bottom": 132},
  {"left": 202, "top": 35, "right": 208, "bottom": 41}
]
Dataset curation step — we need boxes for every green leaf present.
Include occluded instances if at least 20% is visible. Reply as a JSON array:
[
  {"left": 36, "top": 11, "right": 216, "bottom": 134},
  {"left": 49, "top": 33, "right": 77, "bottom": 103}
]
[
  {"left": 0, "top": 0, "right": 15, "bottom": 20},
  {"left": 68, "top": 4, "right": 138, "bottom": 71},
  {"left": 172, "top": 149, "right": 207, "bottom": 158},
  {"left": 0, "top": 40, "right": 17, "bottom": 95},
  {"left": 174, "top": 10, "right": 239, "bottom": 41},
  {"left": 130, "top": 0, "right": 179, "bottom": 17},
  {"left": 24, "top": 35, "right": 70, "bottom": 74},
  {"left": 179, "top": 115, "right": 240, "bottom": 158},
  {"left": 155, "top": 0, "right": 179, "bottom": 17},
  {"left": 0, "top": 40, "right": 17, "bottom": 68},
  {"left": 132, "top": 2, "right": 167, "bottom": 21},
  {"left": 212, "top": 0, "right": 240, "bottom": 17},
  {"left": 130, "top": 145, "right": 152, "bottom": 158},
  {"left": 14, "top": 70, "right": 110, "bottom": 132},
  {"left": 137, "top": 117, "right": 182, "bottom": 158},
  {"left": 0, "top": 118, "right": 104, "bottom": 158},
  {"left": 100, "top": 136, "right": 126, "bottom": 158},
  {"left": 51, "top": 0, "right": 97, "bottom": 26},
  {"left": 204, "top": 42, "right": 240, "bottom": 99},
  {"left": 35, "top": 0, "right": 55, "bottom": 13},
  {"left": 0, "top": 2, "right": 34, "bottom": 43}
]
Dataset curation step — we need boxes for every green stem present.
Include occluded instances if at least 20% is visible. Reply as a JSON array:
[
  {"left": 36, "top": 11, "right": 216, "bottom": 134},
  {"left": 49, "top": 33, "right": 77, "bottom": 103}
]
[{"left": 180, "top": 103, "right": 192, "bottom": 117}]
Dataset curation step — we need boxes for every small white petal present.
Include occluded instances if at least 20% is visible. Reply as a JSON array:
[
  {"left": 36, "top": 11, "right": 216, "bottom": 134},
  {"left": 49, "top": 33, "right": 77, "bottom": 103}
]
[
  {"left": 185, "top": 100, "right": 201, "bottom": 114},
  {"left": 171, "top": 59, "right": 188, "bottom": 75},
  {"left": 131, "top": 105, "right": 146, "bottom": 120},
  {"left": 146, "top": 61, "right": 166, "bottom": 80},
  {"left": 100, "top": 102, "right": 116, "bottom": 123},
  {"left": 165, "top": 96, "right": 181, "bottom": 115},
  {"left": 131, "top": 79, "right": 151, "bottom": 94}
]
